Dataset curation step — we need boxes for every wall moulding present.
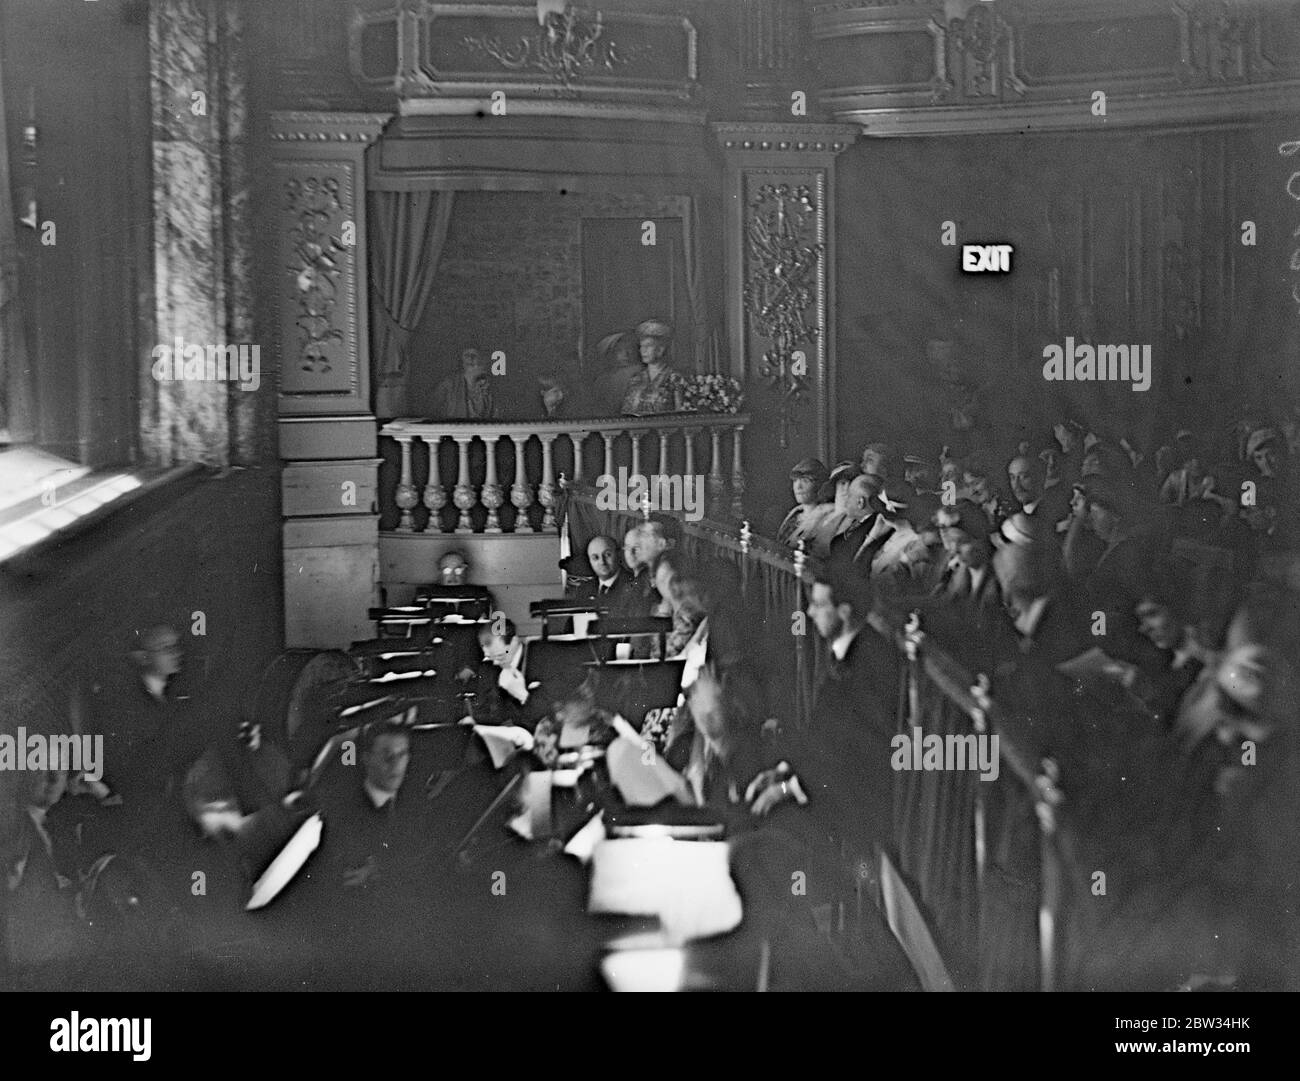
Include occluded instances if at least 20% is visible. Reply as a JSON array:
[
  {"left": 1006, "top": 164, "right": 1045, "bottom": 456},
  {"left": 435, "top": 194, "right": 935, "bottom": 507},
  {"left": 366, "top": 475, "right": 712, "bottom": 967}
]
[
  {"left": 348, "top": 1, "right": 698, "bottom": 112},
  {"left": 814, "top": 0, "right": 1300, "bottom": 132},
  {"left": 832, "top": 78, "right": 1300, "bottom": 136}
]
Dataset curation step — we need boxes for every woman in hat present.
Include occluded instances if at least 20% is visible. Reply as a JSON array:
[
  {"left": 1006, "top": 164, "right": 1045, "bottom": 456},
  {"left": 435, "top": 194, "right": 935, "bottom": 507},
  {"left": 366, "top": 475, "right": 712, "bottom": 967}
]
[
  {"left": 592, "top": 330, "right": 640, "bottom": 416},
  {"left": 621, "top": 318, "right": 686, "bottom": 416},
  {"left": 777, "top": 458, "right": 829, "bottom": 547}
]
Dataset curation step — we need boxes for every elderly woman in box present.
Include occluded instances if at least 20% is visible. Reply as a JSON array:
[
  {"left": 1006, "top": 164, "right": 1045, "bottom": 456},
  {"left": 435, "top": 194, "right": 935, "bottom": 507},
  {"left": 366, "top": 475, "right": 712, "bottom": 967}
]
[{"left": 621, "top": 318, "right": 686, "bottom": 417}]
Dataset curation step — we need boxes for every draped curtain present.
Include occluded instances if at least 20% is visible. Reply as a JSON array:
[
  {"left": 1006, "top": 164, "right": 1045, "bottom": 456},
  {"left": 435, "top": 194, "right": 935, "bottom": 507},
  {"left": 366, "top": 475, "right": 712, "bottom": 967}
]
[
  {"left": 682, "top": 195, "right": 716, "bottom": 375},
  {"left": 369, "top": 190, "right": 455, "bottom": 419}
]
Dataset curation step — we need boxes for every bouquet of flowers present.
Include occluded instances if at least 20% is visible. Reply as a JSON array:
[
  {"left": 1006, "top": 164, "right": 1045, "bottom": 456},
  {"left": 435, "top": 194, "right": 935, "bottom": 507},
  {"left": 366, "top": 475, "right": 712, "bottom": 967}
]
[{"left": 681, "top": 374, "right": 744, "bottom": 415}]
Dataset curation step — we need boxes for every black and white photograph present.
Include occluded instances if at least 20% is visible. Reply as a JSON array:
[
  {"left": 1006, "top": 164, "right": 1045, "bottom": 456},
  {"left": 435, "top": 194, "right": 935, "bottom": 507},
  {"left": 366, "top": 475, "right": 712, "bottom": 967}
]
[{"left": 0, "top": 0, "right": 1296, "bottom": 1032}]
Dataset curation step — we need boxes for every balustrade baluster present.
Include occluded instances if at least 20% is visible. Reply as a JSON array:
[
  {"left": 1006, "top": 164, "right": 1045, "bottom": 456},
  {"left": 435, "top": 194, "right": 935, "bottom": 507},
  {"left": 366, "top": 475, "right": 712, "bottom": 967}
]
[
  {"left": 601, "top": 432, "right": 615, "bottom": 484},
  {"left": 731, "top": 424, "right": 746, "bottom": 520},
  {"left": 394, "top": 435, "right": 417, "bottom": 533},
  {"left": 422, "top": 434, "right": 446, "bottom": 533},
  {"left": 630, "top": 430, "right": 643, "bottom": 481},
  {"left": 482, "top": 433, "right": 504, "bottom": 533},
  {"left": 707, "top": 428, "right": 726, "bottom": 521},
  {"left": 538, "top": 434, "right": 558, "bottom": 530},
  {"left": 451, "top": 436, "right": 476, "bottom": 533},
  {"left": 683, "top": 427, "right": 697, "bottom": 480},
  {"left": 510, "top": 434, "right": 535, "bottom": 532},
  {"left": 571, "top": 431, "right": 588, "bottom": 484},
  {"left": 657, "top": 428, "right": 669, "bottom": 478}
]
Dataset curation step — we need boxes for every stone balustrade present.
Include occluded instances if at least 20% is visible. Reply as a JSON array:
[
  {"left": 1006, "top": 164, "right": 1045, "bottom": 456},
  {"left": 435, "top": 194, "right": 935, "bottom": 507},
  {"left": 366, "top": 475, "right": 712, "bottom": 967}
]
[{"left": 378, "top": 413, "right": 750, "bottom": 534}]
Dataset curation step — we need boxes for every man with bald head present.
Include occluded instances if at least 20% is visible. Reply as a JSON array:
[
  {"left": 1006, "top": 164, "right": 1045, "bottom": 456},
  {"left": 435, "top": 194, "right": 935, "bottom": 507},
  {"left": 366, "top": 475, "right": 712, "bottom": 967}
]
[
  {"left": 578, "top": 534, "right": 637, "bottom": 615},
  {"left": 829, "top": 474, "right": 897, "bottom": 567}
]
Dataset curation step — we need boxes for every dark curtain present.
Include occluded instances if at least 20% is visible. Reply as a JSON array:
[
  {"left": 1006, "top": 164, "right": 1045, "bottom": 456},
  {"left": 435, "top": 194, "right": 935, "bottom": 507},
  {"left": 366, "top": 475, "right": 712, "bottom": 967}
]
[{"left": 369, "top": 190, "right": 455, "bottom": 419}]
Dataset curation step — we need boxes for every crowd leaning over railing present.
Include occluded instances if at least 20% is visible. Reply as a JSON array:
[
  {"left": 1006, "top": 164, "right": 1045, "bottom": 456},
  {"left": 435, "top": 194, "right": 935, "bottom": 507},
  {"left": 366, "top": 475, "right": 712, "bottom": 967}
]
[{"left": 564, "top": 402, "right": 1299, "bottom": 990}]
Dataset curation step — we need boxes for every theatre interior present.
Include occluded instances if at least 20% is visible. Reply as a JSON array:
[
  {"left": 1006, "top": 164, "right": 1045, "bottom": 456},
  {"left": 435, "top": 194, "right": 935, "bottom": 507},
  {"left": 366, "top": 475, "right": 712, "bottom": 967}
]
[{"left": 1, "top": 0, "right": 1297, "bottom": 992}]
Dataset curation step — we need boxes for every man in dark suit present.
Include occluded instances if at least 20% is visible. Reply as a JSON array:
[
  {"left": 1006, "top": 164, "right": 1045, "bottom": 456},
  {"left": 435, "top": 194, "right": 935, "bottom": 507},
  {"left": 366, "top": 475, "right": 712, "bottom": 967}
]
[
  {"left": 470, "top": 618, "right": 550, "bottom": 731},
  {"left": 76, "top": 625, "right": 206, "bottom": 870},
  {"left": 309, "top": 720, "right": 417, "bottom": 893},
  {"left": 785, "top": 566, "right": 898, "bottom": 858},
  {"left": 415, "top": 550, "right": 496, "bottom": 619},
  {"left": 829, "top": 474, "right": 896, "bottom": 569},
  {"left": 578, "top": 534, "right": 638, "bottom": 616},
  {"left": 1007, "top": 452, "right": 1070, "bottom": 526}
]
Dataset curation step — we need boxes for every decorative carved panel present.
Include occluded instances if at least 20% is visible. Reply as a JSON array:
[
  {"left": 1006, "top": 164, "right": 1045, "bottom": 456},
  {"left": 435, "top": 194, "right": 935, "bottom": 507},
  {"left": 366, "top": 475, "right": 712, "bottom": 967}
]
[
  {"left": 743, "top": 182, "right": 824, "bottom": 448},
  {"left": 349, "top": 2, "right": 697, "bottom": 113},
  {"left": 270, "top": 111, "right": 388, "bottom": 415},
  {"left": 713, "top": 123, "right": 857, "bottom": 466},
  {"left": 279, "top": 169, "right": 355, "bottom": 394},
  {"left": 951, "top": 3, "right": 1010, "bottom": 99}
]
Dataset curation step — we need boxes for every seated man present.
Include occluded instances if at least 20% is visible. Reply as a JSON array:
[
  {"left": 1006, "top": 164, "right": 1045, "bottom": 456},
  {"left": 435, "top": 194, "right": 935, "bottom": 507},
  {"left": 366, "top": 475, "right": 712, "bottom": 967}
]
[
  {"left": 301, "top": 720, "right": 423, "bottom": 904},
  {"left": 828, "top": 474, "right": 894, "bottom": 567},
  {"left": 471, "top": 618, "right": 549, "bottom": 731},
  {"left": 632, "top": 517, "right": 679, "bottom": 612},
  {"left": 575, "top": 534, "right": 638, "bottom": 615},
  {"left": 415, "top": 549, "right": 496, "bottom": 619}
]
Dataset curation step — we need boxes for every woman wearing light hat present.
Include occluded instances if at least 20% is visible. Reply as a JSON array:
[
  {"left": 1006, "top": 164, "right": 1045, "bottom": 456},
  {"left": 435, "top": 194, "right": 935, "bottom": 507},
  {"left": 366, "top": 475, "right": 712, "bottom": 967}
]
[{"left": 621, "top": 318, "right": 686, "bottom": 416}]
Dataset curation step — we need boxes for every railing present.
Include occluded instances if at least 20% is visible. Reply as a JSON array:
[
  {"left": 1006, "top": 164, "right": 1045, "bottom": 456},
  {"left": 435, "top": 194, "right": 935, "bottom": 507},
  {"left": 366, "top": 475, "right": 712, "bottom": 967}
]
[
  {"left": 562, "top": 485, "right": 1069, "bottom": 991},
  {"left": 378, "top": 413, "right": 750, "bottom": 535}
]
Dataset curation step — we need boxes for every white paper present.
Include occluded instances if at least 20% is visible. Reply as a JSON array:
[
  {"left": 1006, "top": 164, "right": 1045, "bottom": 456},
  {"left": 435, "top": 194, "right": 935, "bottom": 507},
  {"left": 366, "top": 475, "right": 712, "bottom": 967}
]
[
  {"left": 606, "top": 734, "right": 689, "bottom": 807},
  {"left": 563, "top": 812, "right": 606, "bottom": 864},
  {"left": 588, "top": 838, "right": 743, "bottom": 943},
  {"left": 246, "top": 813, "right": 323, "bottom": 911},
  {"left": 475, "top": 725, "right": 534, "bottom": 769}
]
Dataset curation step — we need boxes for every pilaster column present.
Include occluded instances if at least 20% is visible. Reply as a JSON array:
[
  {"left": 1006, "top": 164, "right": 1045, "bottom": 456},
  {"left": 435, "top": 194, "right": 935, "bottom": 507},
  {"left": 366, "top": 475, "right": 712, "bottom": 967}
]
[
  {"left": 270, "top": 110, "right": 390, "bottom": 648},
  {"left": 712, "top": 123, "right": 857, "bottom": 512}
]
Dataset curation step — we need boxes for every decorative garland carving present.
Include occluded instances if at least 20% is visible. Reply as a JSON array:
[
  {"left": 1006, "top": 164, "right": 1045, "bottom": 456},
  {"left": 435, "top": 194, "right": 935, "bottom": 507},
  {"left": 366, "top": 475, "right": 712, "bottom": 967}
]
[
  {"left": 743, "top": 184, "right": 823, "bottom": 450},
  {"left": 1282, "top": 137, "right": 1300, "bottom": 314},
  {"left": 285, "top": 177, "right": 348, "bottom": 374},
  {"left": 952, "top": 2, "right": 1009, "bottom": 99},
  {"left": 460, "top": 6, "right": 647, "bottom": 93}
]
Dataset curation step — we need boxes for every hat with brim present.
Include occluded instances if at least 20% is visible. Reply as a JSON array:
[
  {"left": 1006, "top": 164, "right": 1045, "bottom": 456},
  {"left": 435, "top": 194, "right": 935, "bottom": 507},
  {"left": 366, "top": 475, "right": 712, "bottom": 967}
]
[
  {"left": 636, "top": 319, "right": 673, "bottom": 340},
  {"left": 828, "top": 460, "right": 861, "bottom": 486},
  {"left": 997, "top": 511, "right": 1038, "bottom": 548},
  {"left": 879, "top": 480, "right": 911, "bottom": 515},
  {"left": 596, "top": 331, "right": 633, "bottom": 363},
  {"left": 790, "top": 457, "right": 828, "bottom": 483},
  {"left": 1245, "top": 427, "right": 1279, "bottom": 458}
]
